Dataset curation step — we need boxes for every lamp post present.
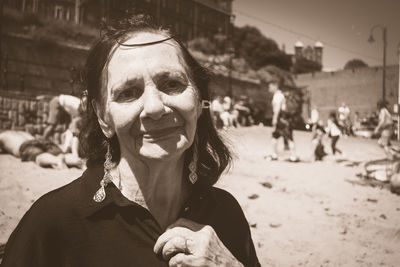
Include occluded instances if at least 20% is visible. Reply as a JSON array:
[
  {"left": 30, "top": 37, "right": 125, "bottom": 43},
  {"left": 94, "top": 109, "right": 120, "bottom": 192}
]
[
  {"left": 227, "top": 14, "right": 235, "bottom": 98},
  {"left": 227, "top": 45, "right": 234, "bottom": 97},
  {"left": 368, "top": 25, "right": 387, "bottom": 102},
  {"left": 0, "top": 0, "right": 3, "bottom": 87},
  {"left": 397, "top": 42, "right": 400, "bottom": 140}
]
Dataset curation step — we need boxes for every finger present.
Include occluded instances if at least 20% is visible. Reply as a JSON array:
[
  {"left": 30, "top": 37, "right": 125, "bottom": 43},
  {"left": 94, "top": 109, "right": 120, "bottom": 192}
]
[
  {"left": 168, "top": 219, "right": 218, "bottom": 246},
  {"left": 161, "top": 236, "right": 188, "bottom": 261},
  {"left": 154, "top": 226, "right": 193, "bottom": 254},
  {"left": 169, "top": 253, "right": 191, "bottom": 267}
]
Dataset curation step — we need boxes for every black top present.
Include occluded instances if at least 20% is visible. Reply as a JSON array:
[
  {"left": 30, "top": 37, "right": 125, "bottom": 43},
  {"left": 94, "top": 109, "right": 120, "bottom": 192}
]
[{"left": 2, "top": 166, "right": 260, "bottom": 267}]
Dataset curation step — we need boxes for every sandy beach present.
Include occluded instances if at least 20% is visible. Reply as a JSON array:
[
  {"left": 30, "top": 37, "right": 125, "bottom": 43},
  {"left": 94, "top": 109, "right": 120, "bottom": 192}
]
[{"left": 1, "top": 126, "right": 399, "bottom": 266}]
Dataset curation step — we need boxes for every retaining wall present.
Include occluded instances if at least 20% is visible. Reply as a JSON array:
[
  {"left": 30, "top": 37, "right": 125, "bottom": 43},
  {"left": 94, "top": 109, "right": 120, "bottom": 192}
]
[{"left": 295, "top": 65, "right": 399, "bottom": 122}]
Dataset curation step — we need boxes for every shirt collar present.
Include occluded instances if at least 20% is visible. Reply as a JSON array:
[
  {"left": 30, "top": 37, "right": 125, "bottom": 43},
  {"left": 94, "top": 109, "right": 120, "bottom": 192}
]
[{"left": 78, "top": 165, "right": 217, "bottom": 219}]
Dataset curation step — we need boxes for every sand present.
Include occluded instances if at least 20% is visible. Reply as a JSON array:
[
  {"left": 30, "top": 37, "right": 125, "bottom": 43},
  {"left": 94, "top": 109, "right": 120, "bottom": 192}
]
[{"left": 1, "top": 126, "right": 399, "bottom": 266}]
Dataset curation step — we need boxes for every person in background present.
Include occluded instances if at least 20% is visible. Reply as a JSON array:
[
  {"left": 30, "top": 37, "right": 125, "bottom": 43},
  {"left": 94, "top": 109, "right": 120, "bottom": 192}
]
[
  {"left": 374, "top": 100, "right": 394, "bottom": 159},
  {"left": 326, "top": 111, "right": 342, "bottom": 156},
  {"left": 210, "top": 95, "right": 223, "bottom": 129},
  {"left": 0, "top": 130, "right": 83, "bottom": 169},
  {"left": 230, "top": 99, "right": 240, "bottom": 128},
  {"left": 309, "top": 106, "right": 320, "bottom": 159},
  {"left": 42, "top": 94, "right": 82, "bottom": 143},
  {"left": 338, "top": 102, "right": 351, "bottom": 136},
  {"left": 60, "top": 114, "right": 83, "bottom": 156},
  {"left": 233, "top": 96, "right": 252, "bottom": 127},
  {"left": 220, "top": 95, "right": 233, "bottom": 129},
  {"left": 268, "top": 78, "right": 298, "bottom": 162},
  {"left": 352, "top": 111, "right": 362, "bottom": 134},
  {"left": 312, "top": 120, "right": 327, "bottom": 161},
  {"left": 310, "top": 107, "right": 319, "bottom": 128}
]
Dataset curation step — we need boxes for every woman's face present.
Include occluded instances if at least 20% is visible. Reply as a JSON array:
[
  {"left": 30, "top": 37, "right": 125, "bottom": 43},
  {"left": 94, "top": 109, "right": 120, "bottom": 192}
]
[{"left": 96, "top": 32, "right": 201, "bottom": 162}]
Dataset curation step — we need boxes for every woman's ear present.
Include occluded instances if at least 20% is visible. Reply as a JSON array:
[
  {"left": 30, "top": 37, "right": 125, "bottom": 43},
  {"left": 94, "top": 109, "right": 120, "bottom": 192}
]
[{"left": 92, "top": 99, "right": 114, "bottom": 138}]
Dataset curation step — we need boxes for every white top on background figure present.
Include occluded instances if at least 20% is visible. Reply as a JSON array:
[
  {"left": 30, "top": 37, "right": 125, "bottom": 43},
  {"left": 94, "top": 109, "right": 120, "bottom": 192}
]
[
  {"left": 310, "top": 108, "right": 319, "bottom": 124},
  {"left": 222, "top": 96, "right": 232, "bottom": 111},
  {"left": 338, "top": 102, "right": 350, "bottom": 121},
  {"left": 211, "top": 96, "right": 223, "bottom": 114},
  {"left": 58, "top": 94, "right": 81, "bottom": 118},
  {"left": 271, "top": 88, "right": 286, "bottom": 118},
  {"left": 327, "top": 117, "right": 342, "bottom": 137}
]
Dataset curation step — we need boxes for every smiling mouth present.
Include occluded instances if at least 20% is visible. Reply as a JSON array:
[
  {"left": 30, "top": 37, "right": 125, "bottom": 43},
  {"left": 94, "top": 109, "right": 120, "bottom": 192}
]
[{"left": 141, "top": 126, "right": 181, "bottom": 141}]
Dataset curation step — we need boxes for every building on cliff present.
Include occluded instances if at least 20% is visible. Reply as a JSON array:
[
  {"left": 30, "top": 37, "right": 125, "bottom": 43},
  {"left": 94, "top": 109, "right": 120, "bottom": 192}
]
[
  {"left": 3, "top": 0, "right": 234, "bottom": 42},
  {"left": 293, "top": 40, "right": 324, "bottom": 67}
]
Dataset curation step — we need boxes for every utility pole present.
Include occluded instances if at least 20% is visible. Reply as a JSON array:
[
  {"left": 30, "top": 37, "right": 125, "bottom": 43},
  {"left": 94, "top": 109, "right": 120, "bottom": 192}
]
[
  {"left": 368, "top": 25, "right": 387, "bottom": 102},
  {"left": 228, "top": 14, "right": 235, "bottom": 98},
  {"left": 382, "top": 27, "right": 387, "bottom": 102},
  {"left": 397, "top": 43, "right": 400, "bottom": 141},
  {"left": 75, "top": 0, "right": 81, "bottom": 24},
  {"left": 0, "top": 0, "right": 3, "bottom": 88}
]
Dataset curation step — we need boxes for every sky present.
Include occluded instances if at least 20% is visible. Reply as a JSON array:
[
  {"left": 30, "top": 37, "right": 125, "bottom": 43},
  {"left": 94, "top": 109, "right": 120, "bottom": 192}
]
[{"left": 233, "top": 0, "right": 400, "bottom": 71}]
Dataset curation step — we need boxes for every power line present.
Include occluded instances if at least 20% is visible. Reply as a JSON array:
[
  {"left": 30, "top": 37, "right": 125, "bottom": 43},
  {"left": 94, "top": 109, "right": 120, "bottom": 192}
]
[{"left": 234, "top": 9, "right": 382, "bottom": 63}]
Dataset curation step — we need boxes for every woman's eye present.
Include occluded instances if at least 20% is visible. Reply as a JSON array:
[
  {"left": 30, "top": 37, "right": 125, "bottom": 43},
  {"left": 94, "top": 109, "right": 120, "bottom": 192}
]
[
  {"left": 162, "top": 80, "right": 185, "bottom": 95},
  {"left": 116, "top": 89, "right": 141, "bottom": 101}
]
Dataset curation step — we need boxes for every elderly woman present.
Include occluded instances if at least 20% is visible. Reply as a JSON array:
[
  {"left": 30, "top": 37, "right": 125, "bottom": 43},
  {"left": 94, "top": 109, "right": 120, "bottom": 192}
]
[{"left": 2, "top": 15, "right": 260, "bottom": 267}]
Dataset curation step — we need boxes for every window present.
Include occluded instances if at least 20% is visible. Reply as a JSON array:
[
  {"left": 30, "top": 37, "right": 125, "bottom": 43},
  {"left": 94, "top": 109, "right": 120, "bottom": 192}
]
[
  {"left": 54, "top": 5, "right": 63, "bottom": 20},
  {"left": 66, "top": 8, "right": 70, "bottom": 20}
]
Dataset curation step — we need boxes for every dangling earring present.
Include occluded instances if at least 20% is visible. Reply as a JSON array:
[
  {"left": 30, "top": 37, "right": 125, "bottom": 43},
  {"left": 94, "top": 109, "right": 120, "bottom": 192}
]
[
  {"left": 93, "top": 140, "right": 114, "bottom": 202},
  {"left": 188, "top": 134, "right": 198, "bottom": 184}
]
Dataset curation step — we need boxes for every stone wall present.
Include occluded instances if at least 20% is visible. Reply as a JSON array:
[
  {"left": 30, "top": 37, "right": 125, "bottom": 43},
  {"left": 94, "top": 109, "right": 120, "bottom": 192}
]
[
  {"left": 0, "top": 34, "right": 87, "bottom": 132},
  {"left": 295, "top": 65, "right": 399, "bottom": 122},
  {"left": 0, "top": 90, "right": 53, "bottom": 135},
  {"left": 1, "top": 33, "right": 87, "bottom": 96}
]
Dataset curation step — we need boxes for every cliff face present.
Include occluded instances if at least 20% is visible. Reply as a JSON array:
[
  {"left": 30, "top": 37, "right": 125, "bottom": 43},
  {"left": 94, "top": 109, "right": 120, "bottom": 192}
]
[
  {"left": 2, "top": 34, "right": 87, "bottom": 95},
  {"left": 0, "top": 33, "right": 88, "bottom": 132}
]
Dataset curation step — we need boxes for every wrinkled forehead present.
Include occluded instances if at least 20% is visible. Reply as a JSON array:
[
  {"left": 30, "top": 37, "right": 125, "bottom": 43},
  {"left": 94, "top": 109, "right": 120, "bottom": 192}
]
[{"left": 106, "top": 32, "right": 188, "bottom": 76}]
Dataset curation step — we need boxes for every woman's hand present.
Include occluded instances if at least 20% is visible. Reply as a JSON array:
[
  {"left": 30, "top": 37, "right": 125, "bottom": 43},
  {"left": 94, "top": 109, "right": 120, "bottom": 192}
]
[{"left": 154, "top": 218, "right": 244, "bottom": 267}]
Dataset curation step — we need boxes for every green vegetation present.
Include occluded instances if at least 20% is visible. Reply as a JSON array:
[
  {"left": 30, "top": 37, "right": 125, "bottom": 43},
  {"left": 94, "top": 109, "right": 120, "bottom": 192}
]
[
  {"left": 233, "top": 25, "right": 292, "bottom": 71},
  {"left": 3, "top": 6, "right": 97, "bottom": 48},
  {"left": 344, "top": 59, "right": 368, "bottom": 70}
]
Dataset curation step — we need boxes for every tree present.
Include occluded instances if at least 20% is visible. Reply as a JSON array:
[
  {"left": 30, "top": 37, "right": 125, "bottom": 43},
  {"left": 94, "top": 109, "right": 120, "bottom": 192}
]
[
  {"left": 256, "top": 65, "right": 295, "bottom": 87},
  {"left": 233, "top": 25, "right": 292, "bottom": 71},
  {"left": 188, "top": 37, "right": 217, "bottom": 55},
  {"left": 344, "top": 59, "right": 368, "bottom": 70},
  {"left": 293, "top": 57, "right": 322, "bottom": 74}
]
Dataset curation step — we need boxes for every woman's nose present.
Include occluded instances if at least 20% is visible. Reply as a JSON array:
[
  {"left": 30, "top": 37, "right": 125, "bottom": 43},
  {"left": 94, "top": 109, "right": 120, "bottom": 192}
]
[{"left": 141, "top": 85, "right": 165, "bottom": 120}]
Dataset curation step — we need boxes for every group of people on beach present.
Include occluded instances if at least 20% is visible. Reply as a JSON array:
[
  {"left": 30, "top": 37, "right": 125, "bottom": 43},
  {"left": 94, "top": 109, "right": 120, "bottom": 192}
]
[
  {"left": 0, "top": 94, "right": 85, "bottom": 169},
  {"left": 265, "top": 77, "right": 396, "bottom": 163},
  {"left": 210, "top": 95, "right": 260, "bottom": 129},
  {"left": 309, "top": 110, "right": 343, "bottom": 161}
]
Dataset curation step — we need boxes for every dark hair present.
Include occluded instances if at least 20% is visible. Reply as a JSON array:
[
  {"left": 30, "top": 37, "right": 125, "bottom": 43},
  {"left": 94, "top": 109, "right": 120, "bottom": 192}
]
[
  {"left": 329, "top": 111, "right": 339, "bottom": 127},
  {"left": 377, "top": 99, "right": 388, "bottom": 110},
  {"left": 79, "top": 15, "right": 231, "bottom": 185},
  {"left": 269, "top": 77, "right": 285, "bottom": 90}
]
